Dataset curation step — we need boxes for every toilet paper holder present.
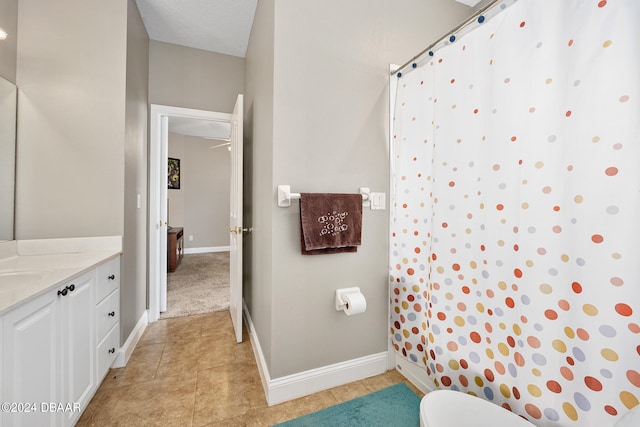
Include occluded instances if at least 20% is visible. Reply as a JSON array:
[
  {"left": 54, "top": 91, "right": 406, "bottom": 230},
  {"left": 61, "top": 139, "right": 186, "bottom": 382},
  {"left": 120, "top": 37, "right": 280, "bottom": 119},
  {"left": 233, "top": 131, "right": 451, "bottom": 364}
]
[{"left": 335, "top": 287, "right": 363, "bottom": 311}]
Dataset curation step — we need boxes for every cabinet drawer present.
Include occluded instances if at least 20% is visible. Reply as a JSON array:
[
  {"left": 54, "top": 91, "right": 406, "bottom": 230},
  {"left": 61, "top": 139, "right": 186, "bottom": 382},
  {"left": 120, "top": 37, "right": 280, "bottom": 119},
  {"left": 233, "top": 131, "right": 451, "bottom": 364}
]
[
  {"left": 97, "top": 323, "right": 119, "bottom": 381},
  {"left": 96, "top": 257, "right": 120, "bottom": 303},
  {"left": 96, "top": 290, "right": 119, "bottom": 343}
]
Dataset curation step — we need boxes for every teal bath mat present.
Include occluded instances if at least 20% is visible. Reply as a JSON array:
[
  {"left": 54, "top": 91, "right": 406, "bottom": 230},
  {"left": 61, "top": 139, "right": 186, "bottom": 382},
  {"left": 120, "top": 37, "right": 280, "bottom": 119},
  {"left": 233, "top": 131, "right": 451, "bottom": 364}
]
[{"left": 274, "top": 382, "right": 420, "bottom": 427}]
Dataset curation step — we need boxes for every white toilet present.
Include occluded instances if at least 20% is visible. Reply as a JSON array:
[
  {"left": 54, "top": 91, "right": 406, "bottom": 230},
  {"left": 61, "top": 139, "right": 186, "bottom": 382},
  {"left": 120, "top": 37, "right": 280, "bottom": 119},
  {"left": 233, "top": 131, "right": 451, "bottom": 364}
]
[
  {"left": 420, "top": 389, "right": 640, "bottom": 427},
  {"left": 419, "top": 390, "right": 535, "bottom": 427}
]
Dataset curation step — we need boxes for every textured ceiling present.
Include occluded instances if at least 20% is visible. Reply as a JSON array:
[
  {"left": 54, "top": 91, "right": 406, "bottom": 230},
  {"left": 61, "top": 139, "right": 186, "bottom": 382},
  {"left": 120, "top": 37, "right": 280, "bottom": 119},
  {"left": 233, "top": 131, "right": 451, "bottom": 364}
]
[{"left": 135, "top": 0, "right": 258, "bottom": 58}]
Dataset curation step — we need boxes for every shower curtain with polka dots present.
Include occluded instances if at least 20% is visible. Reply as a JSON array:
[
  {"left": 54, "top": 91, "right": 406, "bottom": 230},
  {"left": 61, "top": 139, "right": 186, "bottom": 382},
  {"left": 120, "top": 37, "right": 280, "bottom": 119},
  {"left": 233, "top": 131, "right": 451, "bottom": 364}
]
[{"left": 390, "top": 1, "right": 639, "bottom": 426}]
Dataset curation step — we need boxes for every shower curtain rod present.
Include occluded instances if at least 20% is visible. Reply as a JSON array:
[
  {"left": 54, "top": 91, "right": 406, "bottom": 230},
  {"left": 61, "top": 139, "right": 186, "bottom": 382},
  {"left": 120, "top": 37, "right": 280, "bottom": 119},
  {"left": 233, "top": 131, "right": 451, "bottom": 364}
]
[{"left": 391, "top": 0, "right": 501, "bottom": 76}]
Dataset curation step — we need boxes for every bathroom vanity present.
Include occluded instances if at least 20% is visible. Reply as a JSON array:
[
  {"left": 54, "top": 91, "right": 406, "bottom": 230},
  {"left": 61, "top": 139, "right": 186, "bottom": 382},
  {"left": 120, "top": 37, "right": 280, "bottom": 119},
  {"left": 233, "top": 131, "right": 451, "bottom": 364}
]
[{"left": 0, "top": 238, "right": 122, "bottom": 426}]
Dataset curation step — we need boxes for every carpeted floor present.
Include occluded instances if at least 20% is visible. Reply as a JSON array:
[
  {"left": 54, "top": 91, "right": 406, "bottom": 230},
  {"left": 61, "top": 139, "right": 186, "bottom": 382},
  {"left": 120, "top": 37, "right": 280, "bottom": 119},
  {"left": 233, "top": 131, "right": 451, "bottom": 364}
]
[{"left": 160, "top": 252, "right": 230, "bottom": 319}]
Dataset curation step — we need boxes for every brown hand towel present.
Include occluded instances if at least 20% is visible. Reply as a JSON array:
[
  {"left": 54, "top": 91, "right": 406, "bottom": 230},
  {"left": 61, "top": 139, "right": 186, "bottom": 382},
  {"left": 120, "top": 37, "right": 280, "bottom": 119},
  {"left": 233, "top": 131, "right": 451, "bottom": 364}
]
[{"left": 300, "top": 193, "right": 362, "bottom": 255}]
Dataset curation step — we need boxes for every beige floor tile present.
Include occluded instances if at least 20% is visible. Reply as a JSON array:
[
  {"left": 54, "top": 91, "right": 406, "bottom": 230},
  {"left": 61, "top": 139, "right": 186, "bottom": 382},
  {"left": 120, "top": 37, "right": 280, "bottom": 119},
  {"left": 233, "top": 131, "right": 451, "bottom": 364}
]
[
  {"left": 139, "top": 314, "right": 205, "bottom": 346},
  {"left": 361, "top": 370, "right": 405, "bottom": 390},
  {"left": 360, "top": 371, "right": 425, "bottom": 397},
  {"left": 328, "top": 378, "right": 375, "bottom": 403},
  {"left": 243, "top": 390, "right": 339, "bottom": 427},
  {"left": 99, "top": 342, "right": 165, "bottom": 389},
  {"left": 156, "top": 334, "right": 254, "bottom": 377},
  {"left": 197, "top": 417, "right": 248, "bottom": 427},
  {"left": 78, "top": 309, "right": 418, "bottom": 426},
  {"left": 200, "top": 311, "right": 235, "bottom": 334},
  {"left": 192, "top": 362, "right": 266, "bottom": 425},
  {"left": 77, "top": 372, "right": 197, "bottom": 426}
]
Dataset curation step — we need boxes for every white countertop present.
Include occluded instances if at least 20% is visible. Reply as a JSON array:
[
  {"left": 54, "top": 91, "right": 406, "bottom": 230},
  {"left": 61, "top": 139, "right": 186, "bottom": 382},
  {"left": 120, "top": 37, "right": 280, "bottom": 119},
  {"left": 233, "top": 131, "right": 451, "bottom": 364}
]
[{"left": 0, "top": 237, "right": 122, "bottom": 314}]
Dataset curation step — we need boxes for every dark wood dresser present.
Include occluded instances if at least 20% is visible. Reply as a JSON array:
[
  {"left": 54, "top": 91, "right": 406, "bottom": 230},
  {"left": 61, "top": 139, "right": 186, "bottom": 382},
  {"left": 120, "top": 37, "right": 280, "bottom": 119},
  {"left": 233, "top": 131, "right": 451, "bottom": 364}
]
[{"left": 167, "top": 227, "right": 184, "bottom": 272}]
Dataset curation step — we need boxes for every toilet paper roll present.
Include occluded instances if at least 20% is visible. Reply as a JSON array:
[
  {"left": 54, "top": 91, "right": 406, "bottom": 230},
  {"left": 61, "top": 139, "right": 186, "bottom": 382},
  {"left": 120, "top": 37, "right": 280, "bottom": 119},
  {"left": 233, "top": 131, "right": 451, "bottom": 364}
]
[{"left": 343, "top": 292, "right": 366, "bottom": 316}]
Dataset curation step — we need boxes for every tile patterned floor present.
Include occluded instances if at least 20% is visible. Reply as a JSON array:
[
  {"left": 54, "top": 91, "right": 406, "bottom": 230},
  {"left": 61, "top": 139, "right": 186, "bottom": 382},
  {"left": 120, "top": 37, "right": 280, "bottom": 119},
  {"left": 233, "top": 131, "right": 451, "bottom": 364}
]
[{"left": 77, "top": 311, "right": 423, "bottom": 426}]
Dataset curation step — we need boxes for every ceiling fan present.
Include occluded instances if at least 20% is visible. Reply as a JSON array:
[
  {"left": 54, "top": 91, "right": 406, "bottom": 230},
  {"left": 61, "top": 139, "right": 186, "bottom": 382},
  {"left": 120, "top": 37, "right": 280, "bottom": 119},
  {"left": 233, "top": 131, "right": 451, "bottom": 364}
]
[{"left": 210, "top": 142, "right": 231, "bottom": 151}]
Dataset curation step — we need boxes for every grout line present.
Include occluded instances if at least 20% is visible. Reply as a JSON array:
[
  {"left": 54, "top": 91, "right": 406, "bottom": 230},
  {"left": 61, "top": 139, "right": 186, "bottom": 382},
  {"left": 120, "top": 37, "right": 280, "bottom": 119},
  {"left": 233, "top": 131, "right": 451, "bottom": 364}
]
[
  {"left": 191, "top": 370, "right": 199, "bottom": 427},
  {"left": 153, "top": 342, "right": 167, "bottom": 380}
]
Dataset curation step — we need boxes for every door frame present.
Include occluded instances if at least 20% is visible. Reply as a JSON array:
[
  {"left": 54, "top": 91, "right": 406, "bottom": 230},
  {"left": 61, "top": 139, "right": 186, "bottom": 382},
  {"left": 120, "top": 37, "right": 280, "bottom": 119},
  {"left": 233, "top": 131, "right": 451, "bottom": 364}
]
[{"left": 148, "top": 104, "right": 232, "bottom": 323}]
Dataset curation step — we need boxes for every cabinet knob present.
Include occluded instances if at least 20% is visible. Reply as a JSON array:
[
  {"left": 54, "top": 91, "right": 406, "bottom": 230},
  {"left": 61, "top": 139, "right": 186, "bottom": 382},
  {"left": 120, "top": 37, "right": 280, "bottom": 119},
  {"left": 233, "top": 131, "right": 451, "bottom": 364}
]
[
  {"left": 108, "top": 348, "right": 116, "bottom": 354},
  {"left": 57, "top": 284, "right": 76, "bottom": 296},
  {"left": 108, "top": 275, "right": 115, "bottom": 280},
  {"left": 108, "top": 311, "right": 115, "bottom": 317}
]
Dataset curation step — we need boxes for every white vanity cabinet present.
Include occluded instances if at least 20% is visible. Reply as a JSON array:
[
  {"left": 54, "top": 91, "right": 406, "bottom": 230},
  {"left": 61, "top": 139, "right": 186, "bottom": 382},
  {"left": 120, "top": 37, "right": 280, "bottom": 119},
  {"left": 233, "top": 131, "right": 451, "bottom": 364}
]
[
  {"left": 95, "top": 257, "right": 120, "bottom": 382},
  {"left": 2, "top": 285, "right": 62, "bottom": 426},
  {"left": 1, "top": 255, "right": 121, "bottom": 427},
  {"left": 61, "top": 270, "right": 95, "bottom": 426}
]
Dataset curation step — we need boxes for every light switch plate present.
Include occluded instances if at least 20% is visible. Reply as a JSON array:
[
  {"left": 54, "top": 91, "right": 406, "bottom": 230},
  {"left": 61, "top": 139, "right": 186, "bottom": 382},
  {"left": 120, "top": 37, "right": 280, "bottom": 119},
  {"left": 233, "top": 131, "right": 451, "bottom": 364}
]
[{"left": 370, "top": 192, "right": 385, "bottom": 210}]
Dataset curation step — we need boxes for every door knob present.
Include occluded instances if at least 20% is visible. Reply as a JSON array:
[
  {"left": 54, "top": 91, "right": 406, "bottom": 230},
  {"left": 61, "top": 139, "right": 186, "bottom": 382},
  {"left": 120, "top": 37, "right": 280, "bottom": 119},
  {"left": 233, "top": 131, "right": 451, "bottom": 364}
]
[{"left": 230, "top": 227, "right": 252, "bottom": 234}]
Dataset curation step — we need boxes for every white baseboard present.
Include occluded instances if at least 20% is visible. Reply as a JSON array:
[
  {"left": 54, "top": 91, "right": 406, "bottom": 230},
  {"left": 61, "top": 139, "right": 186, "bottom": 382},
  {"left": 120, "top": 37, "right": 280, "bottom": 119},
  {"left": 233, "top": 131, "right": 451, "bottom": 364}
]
[
  {"left": 243, "top": 301, "right": 271, "bottom": 399},
  {"left": 184, "top": 246, "right": 230, "bottom": 254},
  {"left": 243, "top": 302, "right": 389, "bottom": 406},
  {"left": 387, "top": 346, "right": 396, "bottom": 371},
  {"left": 112, "top": 310, "right": 148, "bottom": 368},
  {"left": 394, "top": 353, "right": 437, "bottom": 395},
  {"left": 269, "top": 351, "right": 389, "bottom": 406}
]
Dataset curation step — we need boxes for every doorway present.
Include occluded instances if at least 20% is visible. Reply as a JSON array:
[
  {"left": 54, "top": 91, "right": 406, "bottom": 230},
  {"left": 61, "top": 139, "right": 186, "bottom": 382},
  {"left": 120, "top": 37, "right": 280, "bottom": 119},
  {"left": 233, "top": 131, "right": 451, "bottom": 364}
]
[{"left": 148, "top": 104, "right": 233, "bottom": 323}]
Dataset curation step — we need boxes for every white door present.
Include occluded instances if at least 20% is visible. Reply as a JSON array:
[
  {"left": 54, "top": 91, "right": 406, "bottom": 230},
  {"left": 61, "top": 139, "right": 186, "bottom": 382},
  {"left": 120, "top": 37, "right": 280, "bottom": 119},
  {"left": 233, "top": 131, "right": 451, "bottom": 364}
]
[
  {"left": 229, "top": 94, "right": 244, "bottom": 343},
  {"left": 159, "top": 116, "right": 169, "bottom": 312}
]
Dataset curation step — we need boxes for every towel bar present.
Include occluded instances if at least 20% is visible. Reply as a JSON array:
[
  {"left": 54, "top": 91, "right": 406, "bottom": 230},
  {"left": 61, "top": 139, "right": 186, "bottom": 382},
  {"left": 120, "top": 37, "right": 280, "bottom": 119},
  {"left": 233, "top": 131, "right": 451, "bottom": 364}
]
[{"left": 277, "top": 185, "right": 370, "bottom": 207}]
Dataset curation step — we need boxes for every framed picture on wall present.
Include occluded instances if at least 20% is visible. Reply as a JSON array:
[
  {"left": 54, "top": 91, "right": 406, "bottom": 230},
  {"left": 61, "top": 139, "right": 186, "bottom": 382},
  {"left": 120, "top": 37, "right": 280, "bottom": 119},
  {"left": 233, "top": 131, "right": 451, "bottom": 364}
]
[{"left": 168, "top": 158, "right": 180, "bottom": 189}]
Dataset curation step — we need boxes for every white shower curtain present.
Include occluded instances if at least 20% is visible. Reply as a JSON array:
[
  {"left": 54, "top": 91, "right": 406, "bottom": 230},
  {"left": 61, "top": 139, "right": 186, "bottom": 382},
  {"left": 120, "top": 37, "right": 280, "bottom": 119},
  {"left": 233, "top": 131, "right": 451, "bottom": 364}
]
[{"left": 390, "top": 1, "right": 640, "bottom": 425}]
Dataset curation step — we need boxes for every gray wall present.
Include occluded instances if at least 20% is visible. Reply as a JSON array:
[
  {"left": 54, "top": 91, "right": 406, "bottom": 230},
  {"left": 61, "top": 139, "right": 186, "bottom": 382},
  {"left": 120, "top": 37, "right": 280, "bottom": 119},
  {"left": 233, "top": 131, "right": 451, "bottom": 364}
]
[
  {"left": 149, "top": 40, "right": 245, "bottom": 114},
  {"left": 244, "top": 0, "right": 276, "bottom": 372},
  {"left": 168, "top": 133, "right": 231, "bottom": 249},
  {"left": 245, "top": 0, "right": 472, "bottom": 379},
  {"left": 184, "top": 136, "right": 231, "bottom": 249},
  {"left": 122, "top": 0, "right": 149, "bottom": 347},
  {"left": 0, "top": 0, "right": 18, "bottom": 83},
  {"left": 14, "top": 0, "right": 149, "bottom": 347}
]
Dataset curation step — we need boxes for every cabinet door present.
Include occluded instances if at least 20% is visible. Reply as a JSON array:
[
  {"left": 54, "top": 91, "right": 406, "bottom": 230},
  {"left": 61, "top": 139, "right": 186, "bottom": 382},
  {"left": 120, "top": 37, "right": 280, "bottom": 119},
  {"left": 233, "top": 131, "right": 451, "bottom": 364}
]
[
  {"left": 2, "top": 290, "right": 61, "bottom": 427},
  {"left": 62, "top": 271, "right": 95, "bottom": 425}
]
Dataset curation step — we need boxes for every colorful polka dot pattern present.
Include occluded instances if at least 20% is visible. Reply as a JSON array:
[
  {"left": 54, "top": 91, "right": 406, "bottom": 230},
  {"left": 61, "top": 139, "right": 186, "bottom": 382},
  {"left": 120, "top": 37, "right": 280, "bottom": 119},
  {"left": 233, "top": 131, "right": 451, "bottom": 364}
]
[{"left": 390, "top": 1, "right": 639, "bottom": 426}]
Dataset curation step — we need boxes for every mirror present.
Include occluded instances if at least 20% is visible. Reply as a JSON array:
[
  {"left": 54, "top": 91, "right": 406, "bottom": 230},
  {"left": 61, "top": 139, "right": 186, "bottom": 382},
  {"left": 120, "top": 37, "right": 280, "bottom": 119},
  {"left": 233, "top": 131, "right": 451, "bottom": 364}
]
[{"left": 0, "top": 76, "right": 16, "bottom": 241}]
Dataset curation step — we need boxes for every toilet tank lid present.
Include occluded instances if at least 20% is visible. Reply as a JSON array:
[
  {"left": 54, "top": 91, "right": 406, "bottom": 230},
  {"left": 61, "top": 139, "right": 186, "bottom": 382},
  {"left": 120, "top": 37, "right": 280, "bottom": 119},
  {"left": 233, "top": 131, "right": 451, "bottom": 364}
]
[{"left": 421, "top": 390, "right": 535, "bottom": 427}]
